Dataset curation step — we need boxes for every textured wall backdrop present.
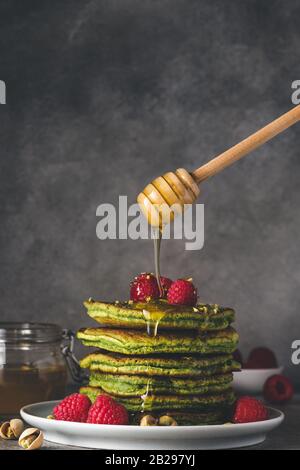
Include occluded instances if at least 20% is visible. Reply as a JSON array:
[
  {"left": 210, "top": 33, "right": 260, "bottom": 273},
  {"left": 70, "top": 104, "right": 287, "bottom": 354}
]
[{"left": 0, "top": 0, "right": 299, "bottom": 385}]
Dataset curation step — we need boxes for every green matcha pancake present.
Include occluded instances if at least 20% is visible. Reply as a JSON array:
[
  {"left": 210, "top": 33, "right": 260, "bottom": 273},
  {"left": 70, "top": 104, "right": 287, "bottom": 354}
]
[
  {"left": 84, "top": 299, "right": 235, "bottom": 332},
  {"left": 80, "top": 351, "right": 240, "bottom": 377},
  {"left": 80, "top": 386, "right": 236, "bottom": 412},
  {"left": 77, "top": 327, "right": 239, "bottom": 355},
  {"left": 89, "top": 372, "right": 233, "bottom": 397}
]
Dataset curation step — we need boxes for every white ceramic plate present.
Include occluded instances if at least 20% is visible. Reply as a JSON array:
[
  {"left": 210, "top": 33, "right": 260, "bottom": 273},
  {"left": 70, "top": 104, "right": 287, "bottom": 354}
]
[
  {"left": 21, "top": 400, "right": 284, "bottom": 450},
  {"left": 233, "top": 367, "right": 284, "bottom": 394}
]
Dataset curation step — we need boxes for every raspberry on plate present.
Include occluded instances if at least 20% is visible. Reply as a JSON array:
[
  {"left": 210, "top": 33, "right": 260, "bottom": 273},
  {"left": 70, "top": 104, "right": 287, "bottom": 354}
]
[
  {"left": 167, "top": 279, "right": 197, "bottom": 306},
  {"left": 233, "top": 396, "right": 268, "bottom": 424},
  {"left": 87, "top": 395, "right": 129, "bottom": 425},
  {"left": 130, "top": 273, "right": 160, "bottom": 302},
  {"left": 263, "top": 374, "right": 294, "bottom": 404},
  {"left": 53, "top": 393, "right": 91, "bottom": 423},
  {"left": 245, "top": 347, "right": 278, "bottom": 369}
]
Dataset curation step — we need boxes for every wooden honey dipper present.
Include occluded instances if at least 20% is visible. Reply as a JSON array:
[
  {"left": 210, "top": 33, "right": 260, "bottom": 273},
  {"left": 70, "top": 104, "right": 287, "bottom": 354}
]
[{"left": 138, "top": 104, "right": 300, "bottom": 227}]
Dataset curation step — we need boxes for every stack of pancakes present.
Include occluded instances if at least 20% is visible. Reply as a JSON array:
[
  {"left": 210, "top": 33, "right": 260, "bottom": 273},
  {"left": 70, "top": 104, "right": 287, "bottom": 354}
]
[{"left": 77, "top": 299, "right": 240, "bottom": 425}]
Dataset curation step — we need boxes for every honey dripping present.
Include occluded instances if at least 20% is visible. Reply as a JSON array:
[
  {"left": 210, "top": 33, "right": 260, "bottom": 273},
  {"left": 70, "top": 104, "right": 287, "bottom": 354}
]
[
  {"left": 141, "top": 228, "right": 167, "bottom": 337},
  {"left": 142, "top": 309, "right": 166, "bottom": 337},
  {"left": 153, "top": 228, "right": 163, "bottom": 297},
  {"left": 140, "top": 378, "right": 151, "bottom": 413}
]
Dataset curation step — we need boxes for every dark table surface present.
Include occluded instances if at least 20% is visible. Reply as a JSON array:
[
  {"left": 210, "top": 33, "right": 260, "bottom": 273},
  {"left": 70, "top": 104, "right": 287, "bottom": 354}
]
[{"left": 1, "top": 397, "right": 299, "bottom": 451}]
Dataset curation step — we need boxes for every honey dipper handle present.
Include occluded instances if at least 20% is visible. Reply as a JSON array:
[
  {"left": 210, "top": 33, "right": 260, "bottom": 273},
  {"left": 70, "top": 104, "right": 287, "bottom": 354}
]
[{"left": 192, "top": 104, "right": 300, "bottom": 184}]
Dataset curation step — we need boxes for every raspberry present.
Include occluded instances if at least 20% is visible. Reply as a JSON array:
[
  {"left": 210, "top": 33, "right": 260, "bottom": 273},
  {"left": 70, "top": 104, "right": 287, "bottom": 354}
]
[
  {"left": 159, "top": 276, "right": 173, "bottom": 297},
  {"left": 130, "top": 273, "right": 160, "bottom": 302},
  {"left": 245, "top": 347, "right": 278, "bottom": 369},
  {"left": 134, "top": 273, "right": 153, "bottom": 282},
  {"left": 167, "top": 279, "right": 197, "bottom": 306},
  {"left": 53, "top": 393, "right": 91, "bottom": 422},
  {"left": 233, "top": 396, "right": 268, "bottom": 424},
  {"left": 87, "top": 395, "right": 129, "bottom": 425},
  {"left": 263, "top": 374, "right": 294, "bottom": 404},
  {"left": 130, "top": 273, "right": 173, "bottom": 301}
]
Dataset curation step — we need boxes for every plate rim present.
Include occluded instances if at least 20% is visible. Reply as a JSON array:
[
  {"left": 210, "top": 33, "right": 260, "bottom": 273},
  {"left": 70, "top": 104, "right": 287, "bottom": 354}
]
[{"left": 234, "top": 366, "right": 284, "bottom": 373}]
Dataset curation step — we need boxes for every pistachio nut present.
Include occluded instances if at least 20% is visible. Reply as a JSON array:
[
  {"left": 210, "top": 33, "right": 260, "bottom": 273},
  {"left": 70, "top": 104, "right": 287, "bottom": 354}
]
[
  {"left": 18, "top": 428, "right": 44, "bottom": 450},
  {"left": 0, "top": 419, "right": 25, "bottom": 439},
  {"left": 140, "top": 415, "right": 158, "bottom": 426},
  {"left": 0, "top": 422, "right": 13, "bottom": 439},
  {"left": 158, "top": 415, "right": 178, "bottom": 426}
]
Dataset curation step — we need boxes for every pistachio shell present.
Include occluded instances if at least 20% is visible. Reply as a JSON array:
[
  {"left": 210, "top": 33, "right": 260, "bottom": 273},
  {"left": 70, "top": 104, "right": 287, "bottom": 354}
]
[
  {"left": 18, "top": 428, "right": 44, "bottom": 450},
  {"left": 140, "top": 415, "right": 158, "bottom": 426},
  {"left": 10, "top": 419, "right": 24, "bottom": 438},
  {"left": 0, "top": 419, "right": 25, "bottom": 439},
  {"left": 0, "top": 422, "right": 13, "bottom": 439},
  {"left": 158, "top": 415, "right": 178, "bottom": 426}
]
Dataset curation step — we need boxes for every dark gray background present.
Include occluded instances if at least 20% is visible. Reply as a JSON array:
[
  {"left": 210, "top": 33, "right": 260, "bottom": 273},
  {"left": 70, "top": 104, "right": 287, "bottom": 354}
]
[{"left": 0, "top": 0, "right": 299, "bottom": 385}]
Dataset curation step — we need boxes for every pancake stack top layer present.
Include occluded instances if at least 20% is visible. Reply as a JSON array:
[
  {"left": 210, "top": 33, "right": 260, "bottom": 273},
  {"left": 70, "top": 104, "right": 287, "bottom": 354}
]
[
  {"left": 77, "top": 299, "right": 240, "bottom": 425},
  {"left": 83, "top": 299, "right": 235, "bottom": 331}
]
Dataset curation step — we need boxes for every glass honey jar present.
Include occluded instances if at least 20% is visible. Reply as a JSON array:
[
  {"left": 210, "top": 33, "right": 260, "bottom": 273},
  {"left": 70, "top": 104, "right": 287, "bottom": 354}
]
[{"left": 0, "top": 323, "right": 80, "bottom": 416}]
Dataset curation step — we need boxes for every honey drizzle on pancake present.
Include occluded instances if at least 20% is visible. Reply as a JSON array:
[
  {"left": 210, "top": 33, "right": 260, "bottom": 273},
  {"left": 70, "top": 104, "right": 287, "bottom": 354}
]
[
  {"left": 140, "top": 378, "right": 151, "bottom": 412},
  {"left": 142, "top": 309, "right": 166, "bottom": 337}
]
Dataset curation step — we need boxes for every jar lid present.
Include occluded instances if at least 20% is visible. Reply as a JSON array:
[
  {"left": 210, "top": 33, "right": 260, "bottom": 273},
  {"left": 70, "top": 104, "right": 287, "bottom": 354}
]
[{"left": 0, "top": 323, "right": 63, "bottom": 343}]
